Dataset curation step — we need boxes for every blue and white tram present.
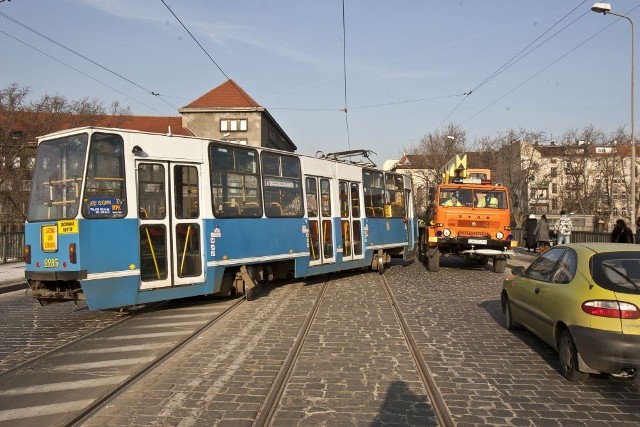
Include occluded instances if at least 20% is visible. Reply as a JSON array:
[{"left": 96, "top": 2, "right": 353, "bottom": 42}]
[{"left": 24, "top": 127, "right": 417, "bottom": 310}]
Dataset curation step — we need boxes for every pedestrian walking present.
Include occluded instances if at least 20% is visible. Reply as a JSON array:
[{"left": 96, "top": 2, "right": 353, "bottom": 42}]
[
  {"left": 611, "top": 219, "right": 634, "bottom": 243},
  {"left": 534, "top": 214, "right": 551, "bottom": 254},
  {"left": 524, "top": 214, "right": 538, "bottom": 252},
  {"left": 554, "top": 210, "right": 573, "bottom": 245}
]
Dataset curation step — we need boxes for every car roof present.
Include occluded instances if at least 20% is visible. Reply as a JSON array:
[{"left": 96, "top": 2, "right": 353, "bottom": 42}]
[{"left": 559, "top": 242, "right": 640, "bottom": 254}]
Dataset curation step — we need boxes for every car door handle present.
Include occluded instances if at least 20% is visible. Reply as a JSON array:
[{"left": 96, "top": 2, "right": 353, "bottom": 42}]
[{"left": 535, "top": 288, "right": 541, "bottom": 294}]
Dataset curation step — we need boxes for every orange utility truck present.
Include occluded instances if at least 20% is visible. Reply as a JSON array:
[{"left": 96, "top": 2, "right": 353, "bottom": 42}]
[{"left": 419, "top": 154, "right": 517, "bottom": 273}]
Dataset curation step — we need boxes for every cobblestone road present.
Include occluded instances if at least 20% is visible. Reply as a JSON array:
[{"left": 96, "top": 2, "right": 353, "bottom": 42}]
[
  {"left": 388, "top": 258, "right": 640, "bottom": 426},
  {"left": 0, "top": 291, "right": 122, "bottom": 374},
  {"left": 4, "top": 257, "right": 639, "bottom": 426}
]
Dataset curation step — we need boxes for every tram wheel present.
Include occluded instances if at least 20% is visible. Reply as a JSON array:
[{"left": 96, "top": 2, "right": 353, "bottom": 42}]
[{"left": 377, "top": 256, "right": 384, "bottom": 274}]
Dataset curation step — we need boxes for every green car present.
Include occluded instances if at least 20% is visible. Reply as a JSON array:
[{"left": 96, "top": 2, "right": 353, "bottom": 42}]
[{"left": 502, "top": 242, "right": 640, "bottom": 381}]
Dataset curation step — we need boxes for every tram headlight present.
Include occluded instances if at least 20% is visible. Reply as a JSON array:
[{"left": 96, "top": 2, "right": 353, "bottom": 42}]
[
  {"left": 496, "top": 231, "right": 504, "bottom": 239},
  {"left": 443, "top": 228, "right": 451, "bottom": 237}
]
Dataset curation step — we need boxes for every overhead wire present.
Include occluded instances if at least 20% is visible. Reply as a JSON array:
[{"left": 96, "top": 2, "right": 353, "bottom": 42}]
[
  {"left": 159, "top": 0, "right": 260, "bottom": 110},
  {"left": 0, "top": 11, "right": 178, "bottom": 112},
  {"left": 0, "top": 30, "right": 165, "bottom": 115},
  {"left": 469, "top": 0, "right": 589, "bottom": 95},
  {"left": 461, "top": 4, "right": 640, "bottom": 127},
  {"left": 341, "top": 0, "right": 351, "bottom": 150},
  {"left": 437, "top": 0, "right": 590, "bottom": 129}
]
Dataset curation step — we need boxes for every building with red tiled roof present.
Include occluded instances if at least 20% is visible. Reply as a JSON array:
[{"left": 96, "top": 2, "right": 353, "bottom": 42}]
[
  {"left": 180, "top": 80, "right": 296, "bottom": 152},
  {"left": 112, "top": 116, "right": 192, "bottom": 136}
]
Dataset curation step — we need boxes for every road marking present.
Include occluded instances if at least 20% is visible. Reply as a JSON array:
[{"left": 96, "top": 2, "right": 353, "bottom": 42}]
[
  {"left": 60, "top": 343, "right": 172, "bottom": 355},
  {"left": 51, "top": 356, "right": 156, "bottom": 371},
  {"left": 0, "top": 399, "right": 95, "bottom": 422},
  {"left": 130, "top": 321, "right": 206, "bottom": 329},
  {"left": 97, "top": 331, "right": 191, "bottom": 340},
  {"left": 0, "top": 375, "right": 129, "bottom": 396}
]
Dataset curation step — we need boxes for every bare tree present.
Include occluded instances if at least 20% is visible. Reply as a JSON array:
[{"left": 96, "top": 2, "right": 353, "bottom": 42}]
[{"left": 0, "top": 83, "right": 130, "bottom": 226}]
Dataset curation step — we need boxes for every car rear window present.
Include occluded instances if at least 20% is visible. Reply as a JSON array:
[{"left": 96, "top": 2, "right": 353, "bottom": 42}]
[{"left": 591, "top": 251, "right": 640, "bottom": 294}]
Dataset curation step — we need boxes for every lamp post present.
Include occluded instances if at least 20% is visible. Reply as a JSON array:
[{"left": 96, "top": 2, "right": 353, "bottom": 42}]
[{"left": 591, "top": 3, "right": 636, "bottom": 228}]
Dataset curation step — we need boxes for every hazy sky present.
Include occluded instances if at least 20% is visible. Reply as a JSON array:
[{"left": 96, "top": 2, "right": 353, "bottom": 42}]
[{"left": 1, "top": 0, "right": 639, "bottom": 165}]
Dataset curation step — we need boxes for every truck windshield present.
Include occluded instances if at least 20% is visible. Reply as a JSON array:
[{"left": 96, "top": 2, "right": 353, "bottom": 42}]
[{"left": 27, "top": 133, "right": 88, "bottom": 222}]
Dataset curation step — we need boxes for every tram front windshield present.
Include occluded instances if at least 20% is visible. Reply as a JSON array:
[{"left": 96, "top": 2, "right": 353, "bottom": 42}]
[{"left": 27, "top": 134, "right": 88, "bottom": 222}]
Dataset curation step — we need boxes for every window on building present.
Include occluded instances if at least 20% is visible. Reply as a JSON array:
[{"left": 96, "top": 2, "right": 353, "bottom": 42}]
[
  {"left": 220, "top": 119, "right": 248, "bottom": 132},
  {"left": 551, "top": 183, "right": 557, "bottom": 194},
  {"left": 551, "top": 167, "right": 557, "bottom": 178}
]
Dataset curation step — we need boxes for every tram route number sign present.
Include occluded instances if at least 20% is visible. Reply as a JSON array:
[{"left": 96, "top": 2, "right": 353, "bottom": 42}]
[{"left": 88, "top": 197, "right": 123, "bottom": 215}]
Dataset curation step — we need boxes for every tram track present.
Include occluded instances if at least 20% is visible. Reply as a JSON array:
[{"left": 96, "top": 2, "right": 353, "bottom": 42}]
[
  {"left": 68, "top": 296, "right": 245, "bottom": 426},
  {"left": 0, "top": 296, "right": 244, "bottom": 427},
  {"left": 379, "top": 273, "right": 454, "bottom": 427},
  {"left": 0, "top": 301, "right": 165, "bottom": 380},
  {"left": 253, "top": 278, "right": 331, "bottom": 426},
  {"left": 252, "top": 271, "right": 454, "bottom": 427}
]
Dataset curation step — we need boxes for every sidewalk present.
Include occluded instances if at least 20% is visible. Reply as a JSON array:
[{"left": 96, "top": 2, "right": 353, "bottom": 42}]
[{"left": 0, "top": 261, "right": 27, "bottom": 294}]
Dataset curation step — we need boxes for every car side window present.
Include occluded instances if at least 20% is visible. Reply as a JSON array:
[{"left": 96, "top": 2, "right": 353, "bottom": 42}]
[
  {"left": 526, "top": 247, "right": 566, "bottom": 282},
  {"left": 552, "top": 250, "right": 577, "bottom": 284}
]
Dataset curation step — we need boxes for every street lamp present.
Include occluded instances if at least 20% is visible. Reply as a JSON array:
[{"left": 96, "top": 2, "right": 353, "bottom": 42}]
[{"left": 591, "top": 2, "right": 636, "bottom": 228}]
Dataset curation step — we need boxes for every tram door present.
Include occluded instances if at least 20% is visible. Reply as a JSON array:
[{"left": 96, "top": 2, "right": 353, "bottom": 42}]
[
  {"left": 306, "top": 177, "right": 335, "bottom": 266},
  {"left": 339, "top": 180, "right": 364, "bottom": 262},
  {"left": 137, "top": 161, "right": 203, "bottom": 290}
]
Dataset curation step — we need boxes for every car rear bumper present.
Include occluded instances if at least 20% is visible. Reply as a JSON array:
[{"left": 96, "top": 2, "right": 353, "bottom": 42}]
[{"left": 570, "top": 325, "right": 640, "bottom": 374}]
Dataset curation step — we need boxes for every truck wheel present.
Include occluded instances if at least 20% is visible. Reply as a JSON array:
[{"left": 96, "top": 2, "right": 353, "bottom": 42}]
[
  {"left": 427, "top": 247, "right": 440, "bottom": 272},
  {"left": 493, "top": 258, "right": 507, "bottom": 273},
  {"left": 477, "top": 257, "right": 489, "bottom": 266}
]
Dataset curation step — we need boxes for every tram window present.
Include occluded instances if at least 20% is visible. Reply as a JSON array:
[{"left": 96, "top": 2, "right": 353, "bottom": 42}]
[
  {"left": 262, "top": 153, "right": 303, "bottom": 217},
  {"left": 320, "top": 179, "right": 331, "bottom": 217},
  {"left": 210, "top": 144, "right": 262, "bottom": 218},
  {"left": 339, "top": 181, "right": 349, "bottom": 218},
  {"left": 82, "top": 133, "right": 127, "bottom": 219},
  {"left": 385, "top": 173, "right": 405, "bottom": 218},
  {"left": 138, "top": 164, "right": 166, "bottom": 220},
  {"left": 306, "top": 178, "right": 318, "bottom": 217},
  {"left": 175, "top": 223, "right": 201, "bottom": 277},
  {"left": 28, "top": 133, "right": 88, "bottom": 222},
  {"left": 350, "top": 182, "right": 361, "bottom": 218},
  {"left": 308, "top": 220, "right": 320, "bottom": 261},
  {"left": 140, "top": 224, "right": 168, "bottom": 281},
  {"left": 363, "top": 170, "right": 384, "bottom": 218},
  {"left": 352, "top": 220, "right": 363, "bottom": 255},
  {"left": 174, "top": 165, "right": 199, "bottom": 219}
]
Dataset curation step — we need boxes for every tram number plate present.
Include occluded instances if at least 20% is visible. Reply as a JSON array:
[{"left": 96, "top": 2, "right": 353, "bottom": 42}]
[
  {"left": 44, "top": 258, "right": 59, "bottom": 268},
  {"left": 468, "top": 239, "right": 487, "bottom": 245}
]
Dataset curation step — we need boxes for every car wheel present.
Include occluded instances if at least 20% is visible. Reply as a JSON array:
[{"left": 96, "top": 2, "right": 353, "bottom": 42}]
[
  {"left": 558, "top": 330, "right": 589, "bottom": 382},
  {"left": 503, "top": 297, "right": 517, "bottom": 330}
]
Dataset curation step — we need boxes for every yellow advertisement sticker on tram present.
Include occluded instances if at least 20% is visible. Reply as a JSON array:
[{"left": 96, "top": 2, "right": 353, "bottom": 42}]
[
  {"left": 58, "top": 220, "right": 78, "bottom": 234},
  {"left": 41, "top": 225, "right": 58, "bottom": 252}
]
